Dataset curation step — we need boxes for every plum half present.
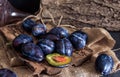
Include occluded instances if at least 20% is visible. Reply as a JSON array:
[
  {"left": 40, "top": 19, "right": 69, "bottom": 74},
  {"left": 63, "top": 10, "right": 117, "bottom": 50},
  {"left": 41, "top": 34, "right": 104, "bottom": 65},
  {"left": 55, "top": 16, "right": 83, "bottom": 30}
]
[{"left": 46, "top": 53, "right": 71, "bottom": 67}]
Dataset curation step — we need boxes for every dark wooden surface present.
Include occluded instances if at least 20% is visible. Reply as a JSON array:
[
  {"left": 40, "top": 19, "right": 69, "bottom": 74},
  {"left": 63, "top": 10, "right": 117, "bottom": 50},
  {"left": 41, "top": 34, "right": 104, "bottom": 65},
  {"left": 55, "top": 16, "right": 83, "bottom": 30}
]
[{"left": 102, "top": 31, "right": 120, "bottom": 77}]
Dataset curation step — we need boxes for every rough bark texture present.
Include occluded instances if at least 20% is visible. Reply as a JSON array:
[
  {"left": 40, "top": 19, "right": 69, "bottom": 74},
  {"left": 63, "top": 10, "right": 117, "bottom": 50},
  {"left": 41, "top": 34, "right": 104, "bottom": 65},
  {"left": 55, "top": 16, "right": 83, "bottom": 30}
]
[{"left": 42, "top": 0, "right": 120, "bottom": 31}]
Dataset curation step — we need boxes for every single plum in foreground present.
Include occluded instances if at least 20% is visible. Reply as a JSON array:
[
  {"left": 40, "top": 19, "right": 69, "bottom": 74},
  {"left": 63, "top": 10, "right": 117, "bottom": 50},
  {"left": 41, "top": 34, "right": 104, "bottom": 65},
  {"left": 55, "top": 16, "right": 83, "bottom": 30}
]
[
  {"left": 95, "top": 54, "right": 114, "bottom": 75},
  {"left": 32, "top": 24, "right": 46, "bottom": 37}
]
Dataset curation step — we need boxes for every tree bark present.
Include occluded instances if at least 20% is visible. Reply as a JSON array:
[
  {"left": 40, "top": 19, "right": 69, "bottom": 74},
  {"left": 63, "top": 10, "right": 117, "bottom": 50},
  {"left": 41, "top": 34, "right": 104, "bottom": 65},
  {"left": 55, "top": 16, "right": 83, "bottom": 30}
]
[{"left": 42, "top": 0, "right": 120, "bottom": 31}]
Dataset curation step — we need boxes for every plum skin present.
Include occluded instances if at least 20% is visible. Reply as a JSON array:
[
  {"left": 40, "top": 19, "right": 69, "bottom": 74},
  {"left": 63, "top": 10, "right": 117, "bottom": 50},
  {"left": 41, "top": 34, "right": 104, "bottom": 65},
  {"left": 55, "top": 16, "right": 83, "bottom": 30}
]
[
  {"left": 32, "top": 24, "right": 46, "bottom": 37},
  {"left": 0, "top": 68, "right": 17, "bottom": 77},
  {"left": 37, "top": 39, "right": 55, "bottom": 55},
  {"left": 46, "top": 53, "right": 72, "bottom": 67},
  {"left": 21, "top": 43, "right": 44, "bottom": 62},
  {"left": 39, "top": 33, "right": 60, "bottom": 41},
  {"left": 12, "top": 34, "right": 33, "bottom": 50},
  {"left": 49, "top": 27, "right": 69, "bottom": 38},
  {"left": 95, "top": 54, "right": 114, "bottom": 75},
  {"left": 22, "top": 19, "right": 36, "bottom": 32},
  {"left": 55, "top": 38, "right": 73, "bottom": 56},
  {"left": 69, "top": 30, "right": 87, "bottom": 50}
]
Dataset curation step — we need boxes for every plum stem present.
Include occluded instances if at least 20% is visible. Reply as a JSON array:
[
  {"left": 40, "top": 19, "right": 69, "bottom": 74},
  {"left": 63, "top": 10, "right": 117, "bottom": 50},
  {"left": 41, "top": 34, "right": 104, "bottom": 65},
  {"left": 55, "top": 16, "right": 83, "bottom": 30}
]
[
  {"left": 40, "top": 17, "right": 46, "bottom": 26},
  {"left": 57, "top": 16, "right": 63, "bottom": 27},
  {"left": 36, "top": 4, "right": 43, "bottom": 17},
  {"left": 37, "top": 6, "right": 46, "bottom": 26}
]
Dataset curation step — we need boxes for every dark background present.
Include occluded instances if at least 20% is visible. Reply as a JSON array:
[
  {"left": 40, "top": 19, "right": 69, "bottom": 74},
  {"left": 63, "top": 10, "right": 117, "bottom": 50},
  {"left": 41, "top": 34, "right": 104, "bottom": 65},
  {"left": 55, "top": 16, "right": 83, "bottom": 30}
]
[{"left": 8, "top": 0, "right": 40, "bottom": 14}]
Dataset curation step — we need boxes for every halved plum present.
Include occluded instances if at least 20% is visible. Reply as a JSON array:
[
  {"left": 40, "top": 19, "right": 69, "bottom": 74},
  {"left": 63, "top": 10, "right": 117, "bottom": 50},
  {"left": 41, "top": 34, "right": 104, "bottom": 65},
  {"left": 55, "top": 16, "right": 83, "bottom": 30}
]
[{"left": 46, "top": 53, "right": 71, "bottom": 67}]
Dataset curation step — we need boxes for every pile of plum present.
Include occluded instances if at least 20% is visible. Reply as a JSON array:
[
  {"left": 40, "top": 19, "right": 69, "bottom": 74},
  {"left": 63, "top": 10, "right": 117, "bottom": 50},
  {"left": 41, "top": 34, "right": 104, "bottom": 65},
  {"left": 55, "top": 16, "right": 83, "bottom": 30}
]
[
  {"left": 12, "top": 19, "right": 88, "bottom": 66},
  {"left": 11, "top": 19, "right": 114, "bottom": 75}
]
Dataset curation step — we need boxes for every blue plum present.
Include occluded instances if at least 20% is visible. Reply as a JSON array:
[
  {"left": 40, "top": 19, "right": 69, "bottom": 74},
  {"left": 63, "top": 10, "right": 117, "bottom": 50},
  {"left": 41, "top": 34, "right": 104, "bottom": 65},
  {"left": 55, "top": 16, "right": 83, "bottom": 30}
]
[
  {"left": 39, "top": 33, "right": 60, "bottom": 41},
  {"left": 22, "top": 19, "right": 36, "bottom": 32},
  {"left": 95, "top": 54, "right": 114, "bottom": 75},
  {"left": 55, "top": 38, "right": 73, "bottom": 56},
  {"left": 69, "top": 30, "right": 87, "bottom": 50},
  {"left": 21, "top": 43, "right": 44, "bottom": 62},
  {"left": 49, "top": 27, "right": 69, "bottom": 38},
  {"left": 0, "top": 68, "right": 17, "bottom": 77},
  {"left": 12, "top": 34, "right": 33, "bottom": 50},
  {"left": 32, "top": 24, "right": 46, "bottom": 37},
  {"left": 37, "top": 39, "right": 55, "bottom": 55}
]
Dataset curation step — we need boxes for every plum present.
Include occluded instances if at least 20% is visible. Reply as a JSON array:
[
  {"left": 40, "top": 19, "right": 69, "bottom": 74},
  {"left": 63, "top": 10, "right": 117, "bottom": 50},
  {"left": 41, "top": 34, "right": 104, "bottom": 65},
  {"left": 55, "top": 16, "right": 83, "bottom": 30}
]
[
  {"left": 32, "top": 24, "right": 46, "bottom": 37},
  {"left": 69, "top": 30, "right": 87, "bottom": 50},
  {"left": 12, "top": 34, "right": 33, "bottom": 50},
  {"left": 0, "top": 68, "right": 17, "bottom": 77},
  {"left": 49, "top": 27, "right": 69, "bottom": 38},
  {"left": 37, "top": 39, "right": 55, "bottom": 55},
  {"left": 22, "top": 19, "right": 36, "bottom": 32},
  {"left": 95, "top": 54, "right": 114, "bottom": 75},
  {"left": 21, "top": 43, "right": 44, "bottom": 62},
  {"left": 55, "top": 38, "right": 73, "bottom": 56},
  {"left": 39, "top": 34, "right": 60, "bottom": 41}
]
